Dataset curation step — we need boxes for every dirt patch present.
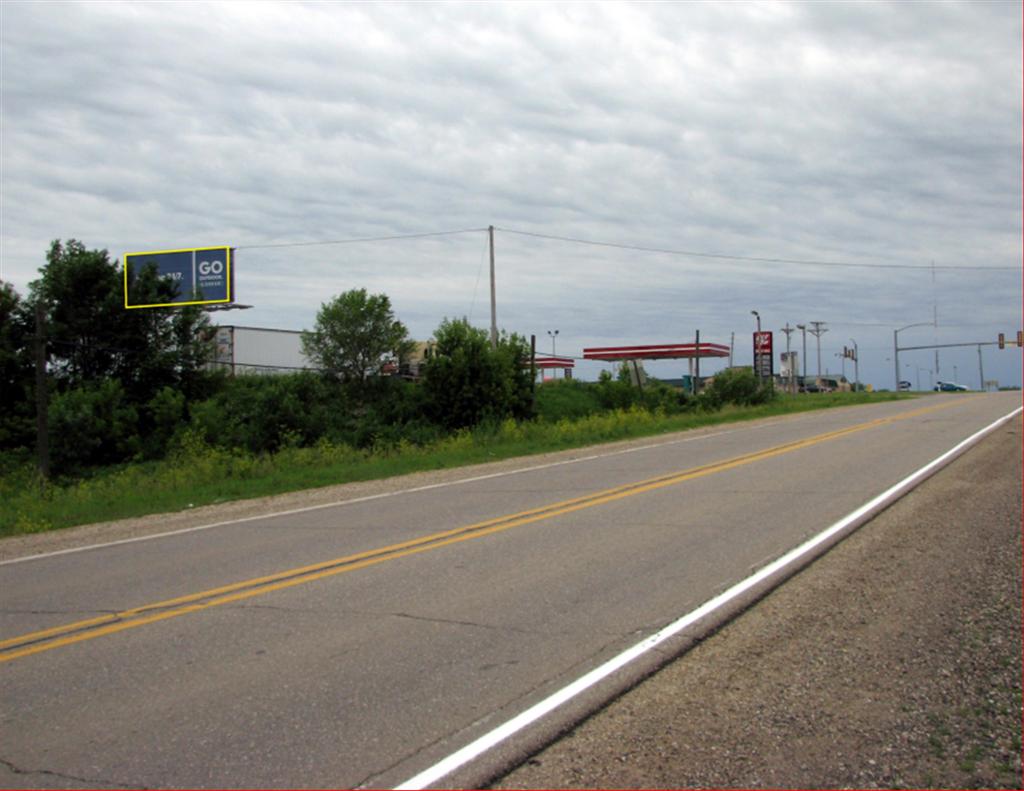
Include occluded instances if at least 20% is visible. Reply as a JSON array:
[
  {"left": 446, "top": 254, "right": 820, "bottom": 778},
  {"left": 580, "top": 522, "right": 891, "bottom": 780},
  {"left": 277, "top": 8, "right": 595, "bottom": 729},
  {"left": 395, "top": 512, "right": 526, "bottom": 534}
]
[{"left": 493, "top": 419, "right": 1022, "bottom": 789}]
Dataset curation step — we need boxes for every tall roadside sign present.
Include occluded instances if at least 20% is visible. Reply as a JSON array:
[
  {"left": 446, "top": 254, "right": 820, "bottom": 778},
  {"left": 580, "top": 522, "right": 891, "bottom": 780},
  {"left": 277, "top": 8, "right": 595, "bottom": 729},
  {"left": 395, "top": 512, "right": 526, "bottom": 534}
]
[
  {"left": 753, "top": 331, "right": 774, "bottom": 380},
  {"left": 124, "top": 246, "right": 234, "bottom": 308}
]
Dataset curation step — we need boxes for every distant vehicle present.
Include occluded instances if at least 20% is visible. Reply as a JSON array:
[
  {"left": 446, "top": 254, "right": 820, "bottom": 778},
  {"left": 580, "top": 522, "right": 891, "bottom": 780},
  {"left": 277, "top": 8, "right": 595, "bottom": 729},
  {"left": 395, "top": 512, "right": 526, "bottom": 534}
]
[
  {"left": 934, "top": 381, "right": 969, "bottom": 392},
  {"left": 898, "top": 380, "right": 912, "bottom": 391}
]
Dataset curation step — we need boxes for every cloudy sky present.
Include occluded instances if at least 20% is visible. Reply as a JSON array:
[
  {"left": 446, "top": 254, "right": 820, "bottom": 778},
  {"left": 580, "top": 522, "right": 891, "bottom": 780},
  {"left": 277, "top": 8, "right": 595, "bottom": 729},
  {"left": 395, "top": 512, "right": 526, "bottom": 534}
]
[{"left": 2, "top": 0, "right": 1021, "bottom": 388}]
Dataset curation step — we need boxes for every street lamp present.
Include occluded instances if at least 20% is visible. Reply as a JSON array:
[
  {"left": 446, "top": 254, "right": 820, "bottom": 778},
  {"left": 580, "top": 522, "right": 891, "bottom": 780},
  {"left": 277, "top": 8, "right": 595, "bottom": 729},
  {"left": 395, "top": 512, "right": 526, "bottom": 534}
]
[
  {"left": 751, "top": 311, "right": 761, "bottom": 383},
  {"left": 894, "top": 322, "right": 933, "bottom": 391},
  {"left": 547, "top": 329, "right": 559, "bottom": 356}
]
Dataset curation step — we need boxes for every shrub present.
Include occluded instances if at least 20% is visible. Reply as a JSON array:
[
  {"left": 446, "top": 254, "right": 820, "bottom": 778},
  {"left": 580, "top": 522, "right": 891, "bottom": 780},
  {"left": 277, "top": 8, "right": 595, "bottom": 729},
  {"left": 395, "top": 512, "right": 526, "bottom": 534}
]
[
  {"left": 706, "top": 368, "right": 775, "bottom": 407},
  {"left": 48, "top": 378, "right": 139, "bottom": 473},
  {"left": 421, "top": 318, "right": 533, "bottom": 430},
  {"left": 189, "top": 372, "right": 348, "bottom": 454},
  {"left": 534, "top": 379, "right": 603, "bottom": 422}
]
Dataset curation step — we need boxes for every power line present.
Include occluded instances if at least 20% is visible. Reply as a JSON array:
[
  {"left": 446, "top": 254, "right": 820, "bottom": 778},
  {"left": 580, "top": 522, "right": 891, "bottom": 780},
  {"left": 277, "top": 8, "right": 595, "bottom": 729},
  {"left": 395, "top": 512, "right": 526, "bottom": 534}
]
[
  {"left": 495, "top": 226, "right": 1017, "bottom": 272},
  {"left": 235, "top": 228, "right": 488, "bottom": 251}
]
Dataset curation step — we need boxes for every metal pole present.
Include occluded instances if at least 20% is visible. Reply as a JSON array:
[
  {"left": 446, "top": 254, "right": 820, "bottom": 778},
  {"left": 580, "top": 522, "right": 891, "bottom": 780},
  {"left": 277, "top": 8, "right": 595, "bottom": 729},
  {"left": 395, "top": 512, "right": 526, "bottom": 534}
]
[
  {"left": 751, "top": 311, "right": 761, "bottom": 384},
  {"left": 893, "top": 329, "right": 899, "bottom": 392},
  {"left": 978, "top": 345, "right": 984, "bottom": 390},
  {"left": 488, "top": 225, "right": 497, "bottom": 349},
  {"left": 694, "top": 329, "right": 701, "bottom": 392},
  {"left": 850, "top": 339, "right": 859, "bottom": 392}
]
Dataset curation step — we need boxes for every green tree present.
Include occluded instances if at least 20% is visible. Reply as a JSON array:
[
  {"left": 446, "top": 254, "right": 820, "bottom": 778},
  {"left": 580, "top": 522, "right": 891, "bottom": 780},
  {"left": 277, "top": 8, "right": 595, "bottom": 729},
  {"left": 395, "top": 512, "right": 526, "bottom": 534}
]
[
  {"left": 28, "top": 239, "right": 213, "bottom": 403},
  {"left": 0, "top": 281, "right": 35, "bottom": 450},
  {"left": 301, "top": 289, "right": 414, "bottom": 387},
  {"left": 421, "top": 317, "right": 533, "bottom": 430}
]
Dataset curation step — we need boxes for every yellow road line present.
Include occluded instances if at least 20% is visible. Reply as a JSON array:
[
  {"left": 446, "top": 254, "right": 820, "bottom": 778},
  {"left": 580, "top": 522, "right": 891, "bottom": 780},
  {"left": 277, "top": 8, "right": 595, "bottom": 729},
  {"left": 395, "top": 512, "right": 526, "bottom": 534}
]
[{"left": 1, "top": 397, "right": 965, "bottom": 664}]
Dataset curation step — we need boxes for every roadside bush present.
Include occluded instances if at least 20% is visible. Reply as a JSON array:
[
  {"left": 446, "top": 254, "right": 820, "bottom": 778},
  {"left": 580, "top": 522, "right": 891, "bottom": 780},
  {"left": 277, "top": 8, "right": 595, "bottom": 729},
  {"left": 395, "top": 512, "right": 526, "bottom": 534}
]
[
  {"left": 534, "top": 379, "right": 603, "bottom": 422},
  {"left": 421, "top": 318, "right": 533, "bottom": 430},
  {"left": 48, "top": 378, "right": 139, "bottom": 474},
  {"left": 189, "top": 372, "right": 347, "bottom": 454},
  {"left": 594, "top": 369, "right": 639, "bottom": 411},
  {"left": 707, "top": 367, "right": 775, "bottom": 407},
  {"left": 139, "top": 385, "right": 186, "bottom": 460}
]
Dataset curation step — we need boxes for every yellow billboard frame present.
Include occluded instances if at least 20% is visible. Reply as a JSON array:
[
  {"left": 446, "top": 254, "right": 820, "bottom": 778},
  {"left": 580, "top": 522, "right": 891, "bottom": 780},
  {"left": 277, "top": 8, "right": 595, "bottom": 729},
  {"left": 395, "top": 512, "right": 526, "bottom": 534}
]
[{"left": 124, "top": 245, "right": 233, "bottom": 309}]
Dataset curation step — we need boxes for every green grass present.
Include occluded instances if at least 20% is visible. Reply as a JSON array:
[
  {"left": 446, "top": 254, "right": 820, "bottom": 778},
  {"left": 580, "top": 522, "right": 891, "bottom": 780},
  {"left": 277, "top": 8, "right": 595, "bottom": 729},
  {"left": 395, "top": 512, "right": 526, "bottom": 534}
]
[{"left": 0, "top": 391, "right": 912, "bottom": 537}]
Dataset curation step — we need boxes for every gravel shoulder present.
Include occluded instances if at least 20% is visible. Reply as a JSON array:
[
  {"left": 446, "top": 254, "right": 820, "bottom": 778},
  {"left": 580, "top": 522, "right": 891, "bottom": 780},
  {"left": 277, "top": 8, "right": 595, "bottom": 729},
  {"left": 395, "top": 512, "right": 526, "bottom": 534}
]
[{"left": 493, "top": 416, "right": 1022, "bottom": 790}]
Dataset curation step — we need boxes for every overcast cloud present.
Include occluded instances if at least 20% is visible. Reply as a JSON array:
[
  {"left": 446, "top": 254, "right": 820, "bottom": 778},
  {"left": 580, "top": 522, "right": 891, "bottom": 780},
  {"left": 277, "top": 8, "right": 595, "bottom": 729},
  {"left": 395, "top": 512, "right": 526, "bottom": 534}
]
[{"left": 2, "top": 0, "right": 1021, "bottom": 388}]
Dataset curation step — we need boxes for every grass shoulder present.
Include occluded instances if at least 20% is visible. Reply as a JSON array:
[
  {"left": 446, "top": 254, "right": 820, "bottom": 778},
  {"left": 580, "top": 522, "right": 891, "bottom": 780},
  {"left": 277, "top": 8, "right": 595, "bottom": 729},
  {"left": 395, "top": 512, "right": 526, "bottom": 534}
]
[{"left": 0, "top": 391, "right": 913, "bottom": 538}]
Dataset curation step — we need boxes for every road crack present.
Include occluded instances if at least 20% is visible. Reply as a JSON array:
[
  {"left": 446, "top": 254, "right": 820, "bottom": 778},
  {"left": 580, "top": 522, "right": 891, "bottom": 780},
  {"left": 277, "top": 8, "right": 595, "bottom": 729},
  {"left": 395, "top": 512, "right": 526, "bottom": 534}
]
[{"left": 0, "top": 756, "right": 141, "bottom": 789}]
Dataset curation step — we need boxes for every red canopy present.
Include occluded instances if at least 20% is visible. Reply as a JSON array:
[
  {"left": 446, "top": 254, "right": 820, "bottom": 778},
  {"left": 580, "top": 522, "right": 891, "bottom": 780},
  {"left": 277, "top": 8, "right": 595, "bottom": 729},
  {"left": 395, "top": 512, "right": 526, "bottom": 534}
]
[
  {"left": 531, "top": 355, "right": 575, "bottom": 369},
  {"left": 583, "top": 343, "right": 729, "bottom": 361}
]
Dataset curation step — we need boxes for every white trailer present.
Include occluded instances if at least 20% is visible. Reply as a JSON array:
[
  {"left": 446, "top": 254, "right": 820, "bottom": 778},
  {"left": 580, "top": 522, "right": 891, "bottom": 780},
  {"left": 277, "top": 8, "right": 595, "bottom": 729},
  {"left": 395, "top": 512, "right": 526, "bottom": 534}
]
[{"left": 211, "top": 325, "right": 315, "bottom": 375}]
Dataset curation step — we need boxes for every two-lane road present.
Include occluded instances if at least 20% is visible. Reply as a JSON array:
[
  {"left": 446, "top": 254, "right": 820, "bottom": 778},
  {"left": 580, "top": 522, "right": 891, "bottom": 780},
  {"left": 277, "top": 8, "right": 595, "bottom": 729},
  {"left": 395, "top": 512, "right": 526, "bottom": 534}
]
[{"left": 1, "top": 393, "right": 1019, "bottom": 789}]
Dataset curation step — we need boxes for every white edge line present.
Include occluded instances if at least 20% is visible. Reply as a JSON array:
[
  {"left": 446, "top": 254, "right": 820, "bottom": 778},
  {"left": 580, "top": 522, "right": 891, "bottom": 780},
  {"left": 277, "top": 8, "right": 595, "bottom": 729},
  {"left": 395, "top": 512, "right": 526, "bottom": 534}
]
[
  {"left": 394, "top": 405, "right": 1022, "bottom": 791},
  {"left": 1, "top": 422, "right": 784, "bottom": 567}
]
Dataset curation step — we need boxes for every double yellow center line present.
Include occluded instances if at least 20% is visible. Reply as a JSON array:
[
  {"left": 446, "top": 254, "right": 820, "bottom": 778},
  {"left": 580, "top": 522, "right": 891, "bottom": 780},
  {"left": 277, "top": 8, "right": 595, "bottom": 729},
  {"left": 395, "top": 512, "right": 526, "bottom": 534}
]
[{"left": 1, "top": 398, "right": 964, "bottom": 664}]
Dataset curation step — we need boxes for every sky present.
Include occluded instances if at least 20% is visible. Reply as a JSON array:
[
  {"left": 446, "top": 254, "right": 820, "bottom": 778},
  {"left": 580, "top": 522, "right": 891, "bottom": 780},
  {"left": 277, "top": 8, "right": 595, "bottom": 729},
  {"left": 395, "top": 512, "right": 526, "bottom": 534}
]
[{"left": 2, "top": 0, "right": 1021, "bottom": 389}]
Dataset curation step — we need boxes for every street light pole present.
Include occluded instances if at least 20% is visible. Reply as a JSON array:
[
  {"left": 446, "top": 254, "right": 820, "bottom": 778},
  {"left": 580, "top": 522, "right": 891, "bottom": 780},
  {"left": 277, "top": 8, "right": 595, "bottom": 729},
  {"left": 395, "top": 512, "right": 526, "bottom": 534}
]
[
  {"left": 893, "top": 321, "right": 934, "bottom": 391},
  {"left": 849, "top": 338, "right": 859, "bottom": 391},
  {"left": 751, "top": 310, "right": 761, "bottom": 384},
  {"left": 547, "top": 329, "right": 559, "bottom": 356}
]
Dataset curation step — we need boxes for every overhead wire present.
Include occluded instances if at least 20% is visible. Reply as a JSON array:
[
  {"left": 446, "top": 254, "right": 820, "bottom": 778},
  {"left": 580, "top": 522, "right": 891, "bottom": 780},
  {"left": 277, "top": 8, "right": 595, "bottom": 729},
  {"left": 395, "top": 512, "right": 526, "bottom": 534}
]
[
  {"left": 494, "top": 226, "right": 1017, "bottom": 272},
  {"left": 234, "top": 228, "right": 488, "bottom": 251}
]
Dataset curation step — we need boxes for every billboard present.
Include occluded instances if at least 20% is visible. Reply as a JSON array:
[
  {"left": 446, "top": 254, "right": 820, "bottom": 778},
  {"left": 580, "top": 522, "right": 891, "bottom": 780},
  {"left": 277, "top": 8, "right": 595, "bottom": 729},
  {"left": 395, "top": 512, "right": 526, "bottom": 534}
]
[{"left": 124, "top": 246, "right": 233, "bottom": 308}]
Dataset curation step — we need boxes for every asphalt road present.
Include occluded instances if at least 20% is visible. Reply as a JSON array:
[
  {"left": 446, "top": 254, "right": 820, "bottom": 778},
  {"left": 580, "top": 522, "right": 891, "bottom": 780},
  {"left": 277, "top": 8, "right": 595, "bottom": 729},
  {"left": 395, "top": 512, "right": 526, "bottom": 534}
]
[{"left": 1, "top": 393, "right": 1019, "bottom": 789}]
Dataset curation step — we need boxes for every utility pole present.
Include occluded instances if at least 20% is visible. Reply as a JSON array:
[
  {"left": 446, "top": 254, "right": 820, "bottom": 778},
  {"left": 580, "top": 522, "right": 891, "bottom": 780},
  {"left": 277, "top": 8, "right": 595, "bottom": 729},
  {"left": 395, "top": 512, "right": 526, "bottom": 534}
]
[
  {"left": 488, "top": 225, "right": 497, "bottom": 349},
  {"left": 808, "top": 321, "right": 828, "bottom": 378},
  {"left": 729, "top": 332, "right": 734, "bottom": 368},
  {"left": 796, "top": 324, "right": 807, "bottom": 390},
  {"left": 977, "top": 344, "right": 985, "bottom": 391},
  {"left": 34, "top": 302, "right": 50, "bottom": 482},
  {"left": 780, "top": 323, "right": 795, "bottom": 393}
]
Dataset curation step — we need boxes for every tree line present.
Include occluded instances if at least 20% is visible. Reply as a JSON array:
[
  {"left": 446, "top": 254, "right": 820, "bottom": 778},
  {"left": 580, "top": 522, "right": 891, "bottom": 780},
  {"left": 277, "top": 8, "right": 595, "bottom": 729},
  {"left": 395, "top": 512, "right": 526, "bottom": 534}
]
[
  {"left": 2, "top": 240, "right": 774, "bottom": 480},
  {"left": 1, "top": 240, "right": 535, "bottom": 477}
]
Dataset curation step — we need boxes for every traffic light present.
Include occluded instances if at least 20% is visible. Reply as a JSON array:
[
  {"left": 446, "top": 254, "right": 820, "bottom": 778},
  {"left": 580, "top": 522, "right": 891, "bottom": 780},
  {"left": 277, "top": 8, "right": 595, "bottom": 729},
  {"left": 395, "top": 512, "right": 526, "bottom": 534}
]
[
  {"left": 1018, "top": 330, "right": 1023, "bottom": 347},
  {"left": 998, "top": 333, "right": 1005, "bottom": 349}
]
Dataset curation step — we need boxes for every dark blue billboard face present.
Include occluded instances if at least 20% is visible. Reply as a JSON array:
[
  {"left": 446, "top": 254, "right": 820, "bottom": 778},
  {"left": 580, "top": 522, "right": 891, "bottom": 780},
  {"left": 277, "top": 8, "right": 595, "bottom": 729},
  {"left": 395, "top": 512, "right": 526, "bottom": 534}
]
[{"left": 124, "top": 247, "right": 232, "bottom": 308}]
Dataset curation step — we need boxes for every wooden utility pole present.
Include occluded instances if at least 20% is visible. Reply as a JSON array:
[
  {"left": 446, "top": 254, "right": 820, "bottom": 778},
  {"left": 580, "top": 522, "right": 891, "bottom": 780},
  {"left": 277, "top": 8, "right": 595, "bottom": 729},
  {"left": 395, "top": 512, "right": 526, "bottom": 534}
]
[
  {"left": 34, "top": 302, "right": 50, "bottom": 481},
  {"left": 780, "top": 323, "right": 795, "bottom": 393},
  {"left": 488, "top": 225, "right": 497, "bottom": 349}
]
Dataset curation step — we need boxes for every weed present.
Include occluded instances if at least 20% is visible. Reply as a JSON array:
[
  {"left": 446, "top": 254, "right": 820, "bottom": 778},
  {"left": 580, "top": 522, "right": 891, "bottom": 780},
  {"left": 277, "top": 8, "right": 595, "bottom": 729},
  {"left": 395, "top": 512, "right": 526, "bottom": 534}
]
[{"left": 0, "top": 391, "right": 914, "bottom": 537}]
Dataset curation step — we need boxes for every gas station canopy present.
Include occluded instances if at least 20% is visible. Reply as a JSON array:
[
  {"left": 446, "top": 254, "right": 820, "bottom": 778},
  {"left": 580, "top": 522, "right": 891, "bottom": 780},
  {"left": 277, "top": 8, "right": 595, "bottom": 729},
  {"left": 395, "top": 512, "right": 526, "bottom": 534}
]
[
  {"left": 582, "top": 343, "right": 729, "bottom": 361},
  {"left": 532, "top": 355, "right": 576, "bottom": 370}
]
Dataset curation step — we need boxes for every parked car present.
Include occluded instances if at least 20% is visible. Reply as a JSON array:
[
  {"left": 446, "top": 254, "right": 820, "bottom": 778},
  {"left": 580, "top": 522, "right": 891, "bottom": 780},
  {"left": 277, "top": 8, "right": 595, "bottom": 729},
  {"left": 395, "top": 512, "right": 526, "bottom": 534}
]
[
  {"left": 898, "top": 380, "right": 912, "bottom": 391},
  {"left": 934, "top": 381, "right": 969, "bottom": 391}
]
